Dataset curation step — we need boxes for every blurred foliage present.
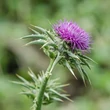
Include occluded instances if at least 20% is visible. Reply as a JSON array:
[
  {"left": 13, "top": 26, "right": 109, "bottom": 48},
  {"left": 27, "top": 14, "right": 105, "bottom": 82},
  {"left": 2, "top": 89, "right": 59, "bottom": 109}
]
[{"left": 0, "top": 0, "right": 110, "bottom": 110}]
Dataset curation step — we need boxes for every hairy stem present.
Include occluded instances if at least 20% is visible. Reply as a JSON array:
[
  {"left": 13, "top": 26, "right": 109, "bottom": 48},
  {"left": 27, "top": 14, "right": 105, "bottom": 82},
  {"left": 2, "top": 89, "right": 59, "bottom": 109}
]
[{"left": 36, "top": 53, "right": 60, "bottom": 110}]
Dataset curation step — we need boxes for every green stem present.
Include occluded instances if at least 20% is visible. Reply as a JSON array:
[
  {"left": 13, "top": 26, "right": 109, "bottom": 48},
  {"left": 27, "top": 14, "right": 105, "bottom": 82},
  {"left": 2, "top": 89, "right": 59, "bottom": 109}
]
[{"left": 36, "top": 53, "right": 60, "bottom": 110}]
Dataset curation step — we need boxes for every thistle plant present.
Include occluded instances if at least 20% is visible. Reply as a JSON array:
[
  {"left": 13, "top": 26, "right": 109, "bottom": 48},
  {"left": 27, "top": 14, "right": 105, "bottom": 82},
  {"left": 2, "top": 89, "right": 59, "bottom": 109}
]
[{"left": 14, "top": 20, "right": 95, "bottom": 110}]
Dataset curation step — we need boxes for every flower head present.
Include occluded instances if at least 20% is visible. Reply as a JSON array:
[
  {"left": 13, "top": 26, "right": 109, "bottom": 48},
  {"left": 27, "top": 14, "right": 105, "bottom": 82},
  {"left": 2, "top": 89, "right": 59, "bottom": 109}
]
[{"left": 53, "top": 20, "right": 91, "bottom": 51}]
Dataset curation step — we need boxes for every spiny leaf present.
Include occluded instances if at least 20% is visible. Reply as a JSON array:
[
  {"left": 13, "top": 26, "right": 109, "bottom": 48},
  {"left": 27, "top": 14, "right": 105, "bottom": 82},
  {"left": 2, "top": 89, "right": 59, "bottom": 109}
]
[
  {"left": 29, "top": 27, "right": 39, "bottom": 34},
  {"left": 30, "top": 25, "right": 46, "bottom": 33},
  {"left": 47, "top": 78, "right": 59, "bottom": 87},
  {"left": 67, "top": 51, "right": 80, "bottom": 60},
  {"left": 55, "top": 83, "right": 70, "bottom": 88},
  {"left": 80, "top": 58, "right": 91, "bottom": 69},
  {"left": 11, "top": 81, "right": 34, "bottom": 89},
  {"left": 20, "top": 91, "right": 33, "bottom": 95},
  {"left": 74, "top": 61, "right": 86, "bottom": 85},
  {"left": 41, "top": 42, "right": 57, "bottom": 49},
  {"left": 38, "top": 73, "right": 44, "bottom": 82},
  {"left": 52, "top": 97, "right": 63, "bottom": 102},
  {"left": 31, "top": 98, "right": 37, "bottom": 110},
  {"left": 50, "top": 78, "right": 59, "bottom": 83},
  {"left": 11, "top": 81, "right": 27, "bottom": 87},
  {"left": 65, "top": 60, "right": 77, "bottom": 79},
  {"left": 28, "top": 68, "right": 38, "bottom": 83},
  {"left": 50, "top": 88, "right": 64, "bottom": 97},
  {"left": 49, "top": 52, "right": 63, "bottom": 73},
  {"left": 20, "top": 34, "right": 46, "bottom": 40},
  {"left": 50, "top": 89, "right": 73, "bottom": 102},
  {"left": 16, "top": 74, "right": 30, "bottom": 84},
  {"left": 25, "top": 39, "right": 46, "bottom": 46},
  {"left": 14, "top": 75, "right": 35, "bottom": 89},
  {"left": 81, "top": 68, "right": 91, "bottom": 85},
  {"left": 46, "top": 31, "right": 54, "bottom": 41},
  {"left": 44, "top": 92, "right": 49, "bottom": 100},
  {"left": 41, "top": 42, "right": 50, "bottom": 49},
  {"left": 78, "top": 54, "right": 97, "bottom": 63}
]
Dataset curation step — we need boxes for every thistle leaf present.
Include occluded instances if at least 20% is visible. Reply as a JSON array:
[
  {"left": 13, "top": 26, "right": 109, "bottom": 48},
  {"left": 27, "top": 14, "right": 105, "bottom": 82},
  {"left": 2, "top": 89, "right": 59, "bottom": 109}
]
[
  {"left": 65, "top": 60, "right": 77, "bottom": 79},
  {"left": 50, "top": 88, "right": 64, "bottom": 97},
  {"left": 41, "top": 42, "right": 57, "bottom": 49},
  {"left": 46, "top": 31, "right": 54, "bottom": 41},
  {"left": 11, "top": 81, "right": 28, "bottom": 88},
  {"left": 49, "top": 53, "right": 63, "bottom": 72},
  {"left": 13, "top": 82, "right": 34, "bottom": 91},
  {"left": 56, "top": 83, "right": 70, "bottom": 88},
  {"left": 20, "top": 91, "right": 34, "bottom": 97},
  {"left": 74, "top": 61, "right": 86, "bottom": 85},
  {"left": 15, "top": 75, "right": 35, "bottom": 89},
  {"left": 20, "top": 34, "right": 46, "bottom": 40},
  {"left": 30, "top": 25, "right": 46, "bottom": 33},
  {"left": 67, "top": 51, "right": 80, "bottom": 60},
  {"left": 47, "top": 78, "right": 59, "bottom": 87},
  {"left": 29, "top": 27, "right": 39, "bottom": 34},
  {"left": 52, "top": 97, "right": 63, "bottom": 102},
  {"left": 78, "top": 54, "right": 97, "bottom": 63},
  {"left": 81, "top": 68, "right": 91, "bottom": 85},
  {"left": 25, "top": 39, "right": 46, "bottom": 46},
  {"left": 28, "top": 68, "right": 38, "bottom": 83},
  {"left": 50, "top": 89, "right": 73, "bottom": 102},
  {"left": 14, "top": 68, "right": 72, "bottom": 105},
  {"left": 16, "top": 74, "right": 30, "bottom": 84},
  {"left": 80, "top": 58, "right": 91, "bottom": 69},
  {"left": 44, "top": 92, "right": 49, "bottom": 100}
]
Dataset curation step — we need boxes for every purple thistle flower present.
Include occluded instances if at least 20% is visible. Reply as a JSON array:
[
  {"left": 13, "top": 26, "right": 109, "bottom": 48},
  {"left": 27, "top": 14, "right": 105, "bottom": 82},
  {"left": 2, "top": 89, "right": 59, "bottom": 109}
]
[{"left": 53, "top": 20, "right": 91, "bottom": 51}]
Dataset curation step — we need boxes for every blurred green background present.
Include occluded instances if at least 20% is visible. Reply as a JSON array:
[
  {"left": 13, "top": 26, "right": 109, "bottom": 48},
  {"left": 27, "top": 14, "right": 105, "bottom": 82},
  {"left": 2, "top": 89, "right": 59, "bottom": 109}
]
[{"left": 0, "top": 0, "right": 110, "bottom": 110}]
